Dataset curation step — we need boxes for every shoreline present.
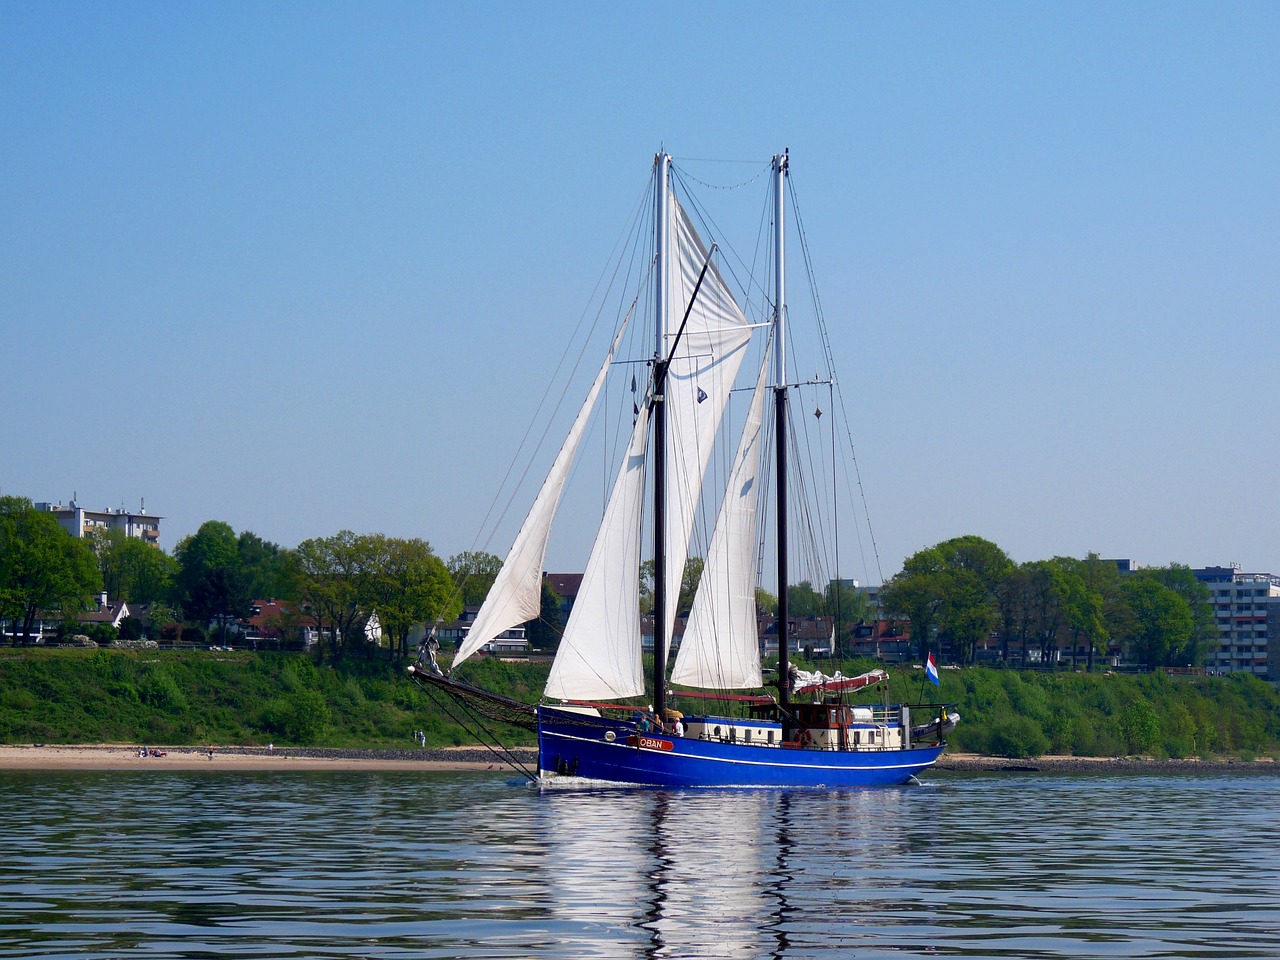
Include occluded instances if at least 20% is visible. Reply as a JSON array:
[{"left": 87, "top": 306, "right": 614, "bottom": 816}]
[
  {"left": 0, "top": 744, "right": 535, "bottom": 772},
  {"left": 2, "top": 744, "right": 1276, "bottom": 774}
]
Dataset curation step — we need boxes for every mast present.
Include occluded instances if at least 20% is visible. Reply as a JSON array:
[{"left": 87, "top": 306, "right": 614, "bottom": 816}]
[
  {"left": 652, "top": 152, "right": 671, "bottom": 717},
  {"left": 773, "top": 150, "right": 791, "bottom": 720}
]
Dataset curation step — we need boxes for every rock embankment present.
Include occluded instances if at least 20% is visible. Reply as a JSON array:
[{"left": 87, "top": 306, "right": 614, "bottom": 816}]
[{"left": 936, "top": 753, "right": 1278, "bottom": 774}]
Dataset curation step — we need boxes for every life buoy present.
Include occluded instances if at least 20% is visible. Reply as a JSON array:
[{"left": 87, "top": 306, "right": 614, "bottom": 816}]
[{"left": 798, "top": 729, "right": 813, "bottom": 746}]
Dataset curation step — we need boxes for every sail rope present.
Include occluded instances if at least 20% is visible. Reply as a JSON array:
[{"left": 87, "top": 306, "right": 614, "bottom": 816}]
[
  {"left": 787, "top": 177, "right": 885, "bottom": 586},
  {"left": 670, "top": 157, "right": 772, "bottom": 192},
  {"left": 414, "top": 678, "right": 539, "bottom": 782},
  {"left": 447, "top": 175, "right": 655, "bottom": 618}
]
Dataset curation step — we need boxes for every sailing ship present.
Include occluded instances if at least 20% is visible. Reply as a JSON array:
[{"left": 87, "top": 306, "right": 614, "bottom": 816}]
[{"left": 410, "top": 151, "right": 958, "bottom": 787}]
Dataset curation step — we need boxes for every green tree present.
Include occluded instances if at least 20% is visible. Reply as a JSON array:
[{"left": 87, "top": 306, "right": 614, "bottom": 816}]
[
  {"left": 824, "top": 581, "right": 870, "bottom": 656},
  {"left": 237, "top": 531, "right": 298, "bottom": 601},
  {"left": 94, "top": 531, "right": 178, "bottom": 604},
  {"left": 1051, "top": 555, "right": 1111, "bottom": 669},
  {"left": 1120, "top": 700, "right": 1161, "bottom": 754},
  {"left": 175, "top": 521, "right": 251, "bottom": 643},
  {"left": 0, "top": 496, "right": 102, "bottom": 644},
  {"left": 373, "top": 537, "right": 461, "bottom": 661},
  {"left": 447, "top": 550, "right": 504, "bottom": 608},
  {"left": 526, "top": 580, "right": 564, "bottom": 650},
  {"left": 639, "top": 557, "right": 704, "bottom": 614},
  {"left": 755, "top": 588, "right": 778, "bottom": 616},
  {"left": 1134, "top": 564, "right": 1214, "bottom": 667},
  {"left": 1123, "top": 578, "right": 1193, "bottom": 670},
  {"left": 786, "top": 580, "right": 825, "bottom": 618},
  {"left": 883, "top": 535, "right": 1013, "bottom": 663},
  {"left": 1081, "top": 553, "right": 1132, "bottom": 670},
  {"left": 294, "top": 530, "right": 386, "bottom": 660}
]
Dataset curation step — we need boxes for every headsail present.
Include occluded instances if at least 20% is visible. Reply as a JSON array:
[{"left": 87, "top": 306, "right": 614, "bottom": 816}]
[
  {"left": 544, "top": 402, "right": 651, "bottom": 701},
  {"left": 671, "top": 350, "right": 769, "bottom": 690},
  {"left": 659, "top": 197, "right": 754, "bottom": 655},
  {"left": 453, "top": 319, "right": 630, "bottom": 669}
]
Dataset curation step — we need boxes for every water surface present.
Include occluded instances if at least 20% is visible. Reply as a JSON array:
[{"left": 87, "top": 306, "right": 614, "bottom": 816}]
[{"left": 1, "top": 768, "right": 1276, "bottom": 958}]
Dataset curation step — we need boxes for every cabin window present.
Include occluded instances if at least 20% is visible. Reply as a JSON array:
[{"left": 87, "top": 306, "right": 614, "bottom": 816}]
[{"left": 767, "top": 730, "right": 775, "bottom": 743}]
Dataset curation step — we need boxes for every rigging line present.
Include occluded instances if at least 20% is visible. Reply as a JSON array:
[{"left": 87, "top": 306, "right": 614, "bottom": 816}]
[
  {"left": 788, "top": 176, "right": 884, "bottom": 585},
  {"left": 465, "top": 172, "right": 653, "bottom": 561},
  {"left": 797, "top": 382, "right": 836, "bottom": 579},
  {"left": 829, "top": 380, "right": 843, "bottom": 650},
  {"left": 672, "top": 159, "right": 772, "bottom": 191},
  {"left": 669, "top": 167, "right": 771, "bottom": 322},
  {"left": 786, "top": 407, "right": 827, "bottom": 587},
  {"left": 419, "top": 682, "right": 538, "bottom": 782}
]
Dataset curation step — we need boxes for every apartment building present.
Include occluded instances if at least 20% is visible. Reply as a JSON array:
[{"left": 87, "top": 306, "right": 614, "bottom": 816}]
[
  {"left": 1193, "top": 566, "right": 1280, "bottom": 679},
  {"left": 34, "top": 498, "right": 161, "bottom": 544}
]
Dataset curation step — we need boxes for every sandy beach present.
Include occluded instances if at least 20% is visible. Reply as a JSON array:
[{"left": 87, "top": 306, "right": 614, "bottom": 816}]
[
  {"left": 0, "top": 744, "right": 536, "bottom": 772},
  {"left": 2, "top": 744, "right": 1275, "bottom": 775}
]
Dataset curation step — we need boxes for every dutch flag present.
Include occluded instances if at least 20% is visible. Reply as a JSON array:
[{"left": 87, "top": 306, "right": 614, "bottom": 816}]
[{"left": 925, "top": 652, "right": 941, "bottom": 687}]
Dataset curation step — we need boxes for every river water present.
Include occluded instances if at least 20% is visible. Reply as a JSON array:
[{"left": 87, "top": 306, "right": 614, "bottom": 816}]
[{"left": 0, "top": 768, "right": 1276, "bottom": 959}]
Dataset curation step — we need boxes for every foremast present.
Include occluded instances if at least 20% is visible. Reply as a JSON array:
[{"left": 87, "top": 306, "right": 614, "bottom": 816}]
[
  {"left": 772, "top": 150, "right": 792, "bottom": 726},
  {"left": 652, "top": 151, "right": 671, "bottom": 717}
]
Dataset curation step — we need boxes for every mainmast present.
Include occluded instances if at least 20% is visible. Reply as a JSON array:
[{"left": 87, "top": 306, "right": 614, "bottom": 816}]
[
  {"left": 652, "top": 152, "right": 671, "bottom": 717},
  {"left": 773, "top": 150, "right": 791, "bottom": 721}
]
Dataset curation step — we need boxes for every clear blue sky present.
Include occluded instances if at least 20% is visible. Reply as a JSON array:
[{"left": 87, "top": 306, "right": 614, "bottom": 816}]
[{"left": 3, "top": 3, "right": 1277, "bottom": 580}]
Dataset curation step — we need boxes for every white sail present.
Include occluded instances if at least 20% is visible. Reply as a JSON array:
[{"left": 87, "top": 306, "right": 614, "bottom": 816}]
[
  {"left": 660, "top": 198, "right": 754, "bottom": 653},
  {"left": 544, "top": 402, "right": 651, "bottom": 701},
  {"left": 454, "top": 321, "right": 629, "bottom": 669},
  {"left": 671, "top": 351, "right": 769, "bottom": 689}
]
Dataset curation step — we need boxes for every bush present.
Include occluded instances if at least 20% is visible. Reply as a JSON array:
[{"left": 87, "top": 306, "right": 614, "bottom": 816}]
[
  {"left": 1120, "top": 700, "right": 1161, "bottom": 754},
  {"left": 985, "top": 716, "right": 1050, "bottom": 758},
  {"left": 263, "top": 689, "right": 330, "bottom": 742}
]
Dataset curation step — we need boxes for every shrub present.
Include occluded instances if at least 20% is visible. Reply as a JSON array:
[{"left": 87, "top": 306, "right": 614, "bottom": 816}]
[{"left": 986, "top": 716, "right": 1050, "bottom": 758}]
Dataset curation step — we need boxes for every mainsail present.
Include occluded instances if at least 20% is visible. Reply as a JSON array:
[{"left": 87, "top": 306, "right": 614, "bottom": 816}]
[
  {"left": 670, "top": 351, "right": 770, "bottom": 690},
  {"left": 453, "top": 320, "right": 630, "bottom": 669},
  {"left": 659, "top": 198, "right": 754, "bottom": 655},
  {"left": 544, "top": 402, "right": 651, "bottom": 701}
]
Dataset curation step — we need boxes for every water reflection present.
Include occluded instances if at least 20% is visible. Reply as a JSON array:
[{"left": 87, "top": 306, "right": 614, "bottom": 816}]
[{"left": 1, "top": 770, "right": 1278, "bottom": 958}]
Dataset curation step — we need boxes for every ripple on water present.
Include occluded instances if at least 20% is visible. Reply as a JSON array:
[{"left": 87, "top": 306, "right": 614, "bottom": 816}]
[{"left": 0, "top": 768, "right": 1278, "bottom": 958}]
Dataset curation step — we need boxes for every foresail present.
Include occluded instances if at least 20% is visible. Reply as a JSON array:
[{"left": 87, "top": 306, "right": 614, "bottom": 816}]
[
  {"left": 661, "top": 197, "right": 754, "bottom": 653},
  {"left": 454, "top": 320, "right": 630, "bottom": 669},
  {"left": 671, "top": 351, "right": 769, "bottom": 689},
  {"left": 544, "top": 403, "right": 651, "bottom": 701}
]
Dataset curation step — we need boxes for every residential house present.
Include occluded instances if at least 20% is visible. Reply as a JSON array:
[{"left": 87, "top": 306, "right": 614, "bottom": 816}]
[{"left": 235, "top": 599, "right": 336, "bottom": 650}]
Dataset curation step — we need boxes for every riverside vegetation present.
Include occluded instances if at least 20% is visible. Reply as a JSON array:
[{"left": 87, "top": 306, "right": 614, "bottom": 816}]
[{"left": 2, "top": 648, "right": 1278, "bottom": 760}]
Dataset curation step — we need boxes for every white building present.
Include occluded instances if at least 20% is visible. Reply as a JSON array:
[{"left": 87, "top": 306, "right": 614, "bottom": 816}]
[
  {"left": 1194, "top": 566, "right": 1280, "bottom": 679},
  {"left": 35, "top": 498, "right": 161, "bottom": 545}
]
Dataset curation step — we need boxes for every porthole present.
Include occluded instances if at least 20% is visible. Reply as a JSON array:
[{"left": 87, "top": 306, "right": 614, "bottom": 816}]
[{"left": 604, "top": 730, "right": 616, "bottom": 742}]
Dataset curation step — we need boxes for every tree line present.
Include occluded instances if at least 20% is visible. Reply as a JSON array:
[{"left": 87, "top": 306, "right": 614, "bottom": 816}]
[
  {"left": 879, "top": 535, "right": 1216, "bottom": 670},
  {"left": 3, "top": 497, "right": 1218, "bottom": 670},
  {"left": 0, "top": 496, "right": 490, "bottom": 660}
]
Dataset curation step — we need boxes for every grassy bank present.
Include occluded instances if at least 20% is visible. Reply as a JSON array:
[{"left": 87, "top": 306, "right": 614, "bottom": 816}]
[
  {"left": 2, "top": 648, "right": 1278, "bottom": 759},
  {"left": 0, "top": 648, "right": 542, "bottom": 749}
]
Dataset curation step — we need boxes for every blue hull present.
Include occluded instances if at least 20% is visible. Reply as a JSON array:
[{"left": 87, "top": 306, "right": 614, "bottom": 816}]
[{"left": 537, "top": 706, "right": 944, "bottom": 788}]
